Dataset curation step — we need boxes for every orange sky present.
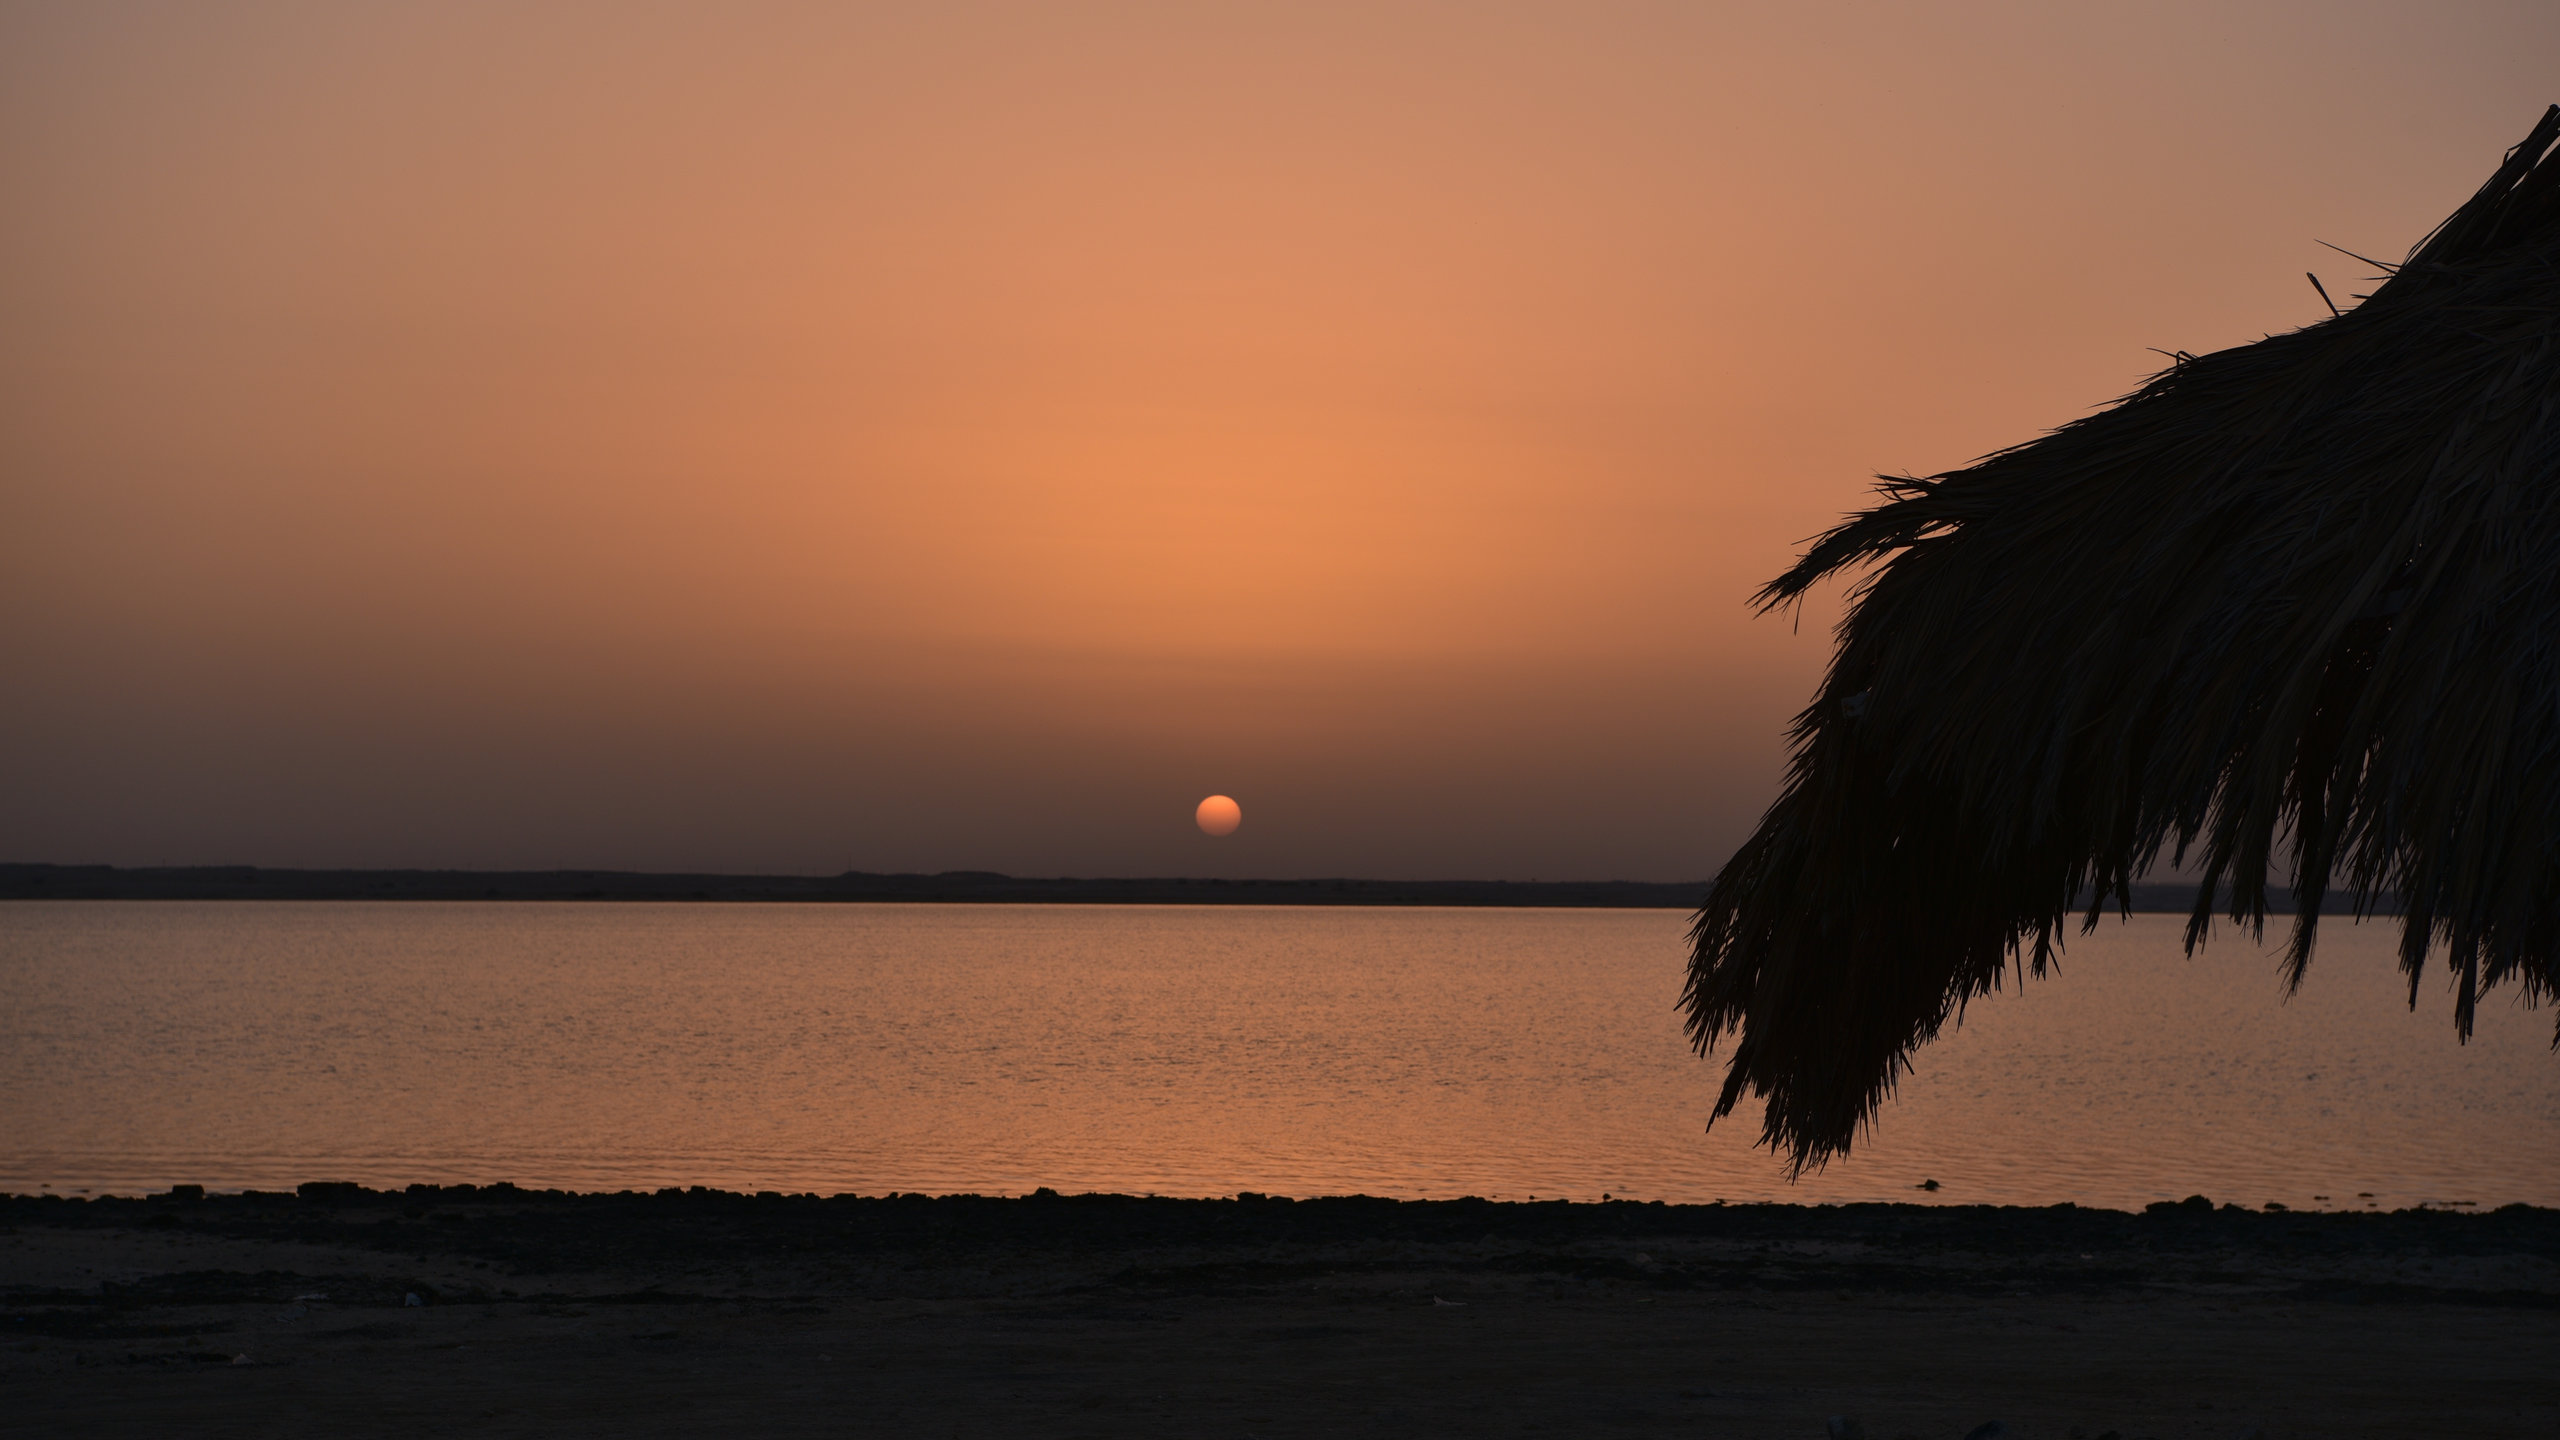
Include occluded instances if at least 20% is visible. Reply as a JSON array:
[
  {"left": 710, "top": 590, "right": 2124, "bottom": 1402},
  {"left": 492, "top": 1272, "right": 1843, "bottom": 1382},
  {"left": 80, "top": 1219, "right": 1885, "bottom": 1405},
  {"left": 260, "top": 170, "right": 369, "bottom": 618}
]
[{"left": 4, "top": 1, "right": 2554, "bottom": 879}]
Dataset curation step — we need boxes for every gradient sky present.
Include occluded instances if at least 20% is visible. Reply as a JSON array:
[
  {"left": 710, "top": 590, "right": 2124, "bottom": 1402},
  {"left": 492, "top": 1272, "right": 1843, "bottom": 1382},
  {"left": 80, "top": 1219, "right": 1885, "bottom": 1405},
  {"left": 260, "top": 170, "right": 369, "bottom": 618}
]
[{"left": 5, "top": 1, "right": 2555, "bottom": 880}]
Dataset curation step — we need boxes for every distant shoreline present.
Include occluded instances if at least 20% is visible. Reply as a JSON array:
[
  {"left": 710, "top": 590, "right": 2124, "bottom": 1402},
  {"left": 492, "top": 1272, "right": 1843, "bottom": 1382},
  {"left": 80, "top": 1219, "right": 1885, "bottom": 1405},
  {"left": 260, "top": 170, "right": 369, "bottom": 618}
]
[
  {"left": 0, "top": 863, "right": 1701, "bottom": 907},
  {"left": 0, "top": 863, "right": 2382, "bottom": 912}
]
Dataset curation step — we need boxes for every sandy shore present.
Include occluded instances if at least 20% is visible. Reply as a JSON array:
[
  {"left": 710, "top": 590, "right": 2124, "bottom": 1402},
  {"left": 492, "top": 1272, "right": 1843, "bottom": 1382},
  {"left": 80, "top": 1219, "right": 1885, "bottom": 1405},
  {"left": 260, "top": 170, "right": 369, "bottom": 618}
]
[{"left": 4, "top": 1187, "right": 2552, "bottom": 1438}]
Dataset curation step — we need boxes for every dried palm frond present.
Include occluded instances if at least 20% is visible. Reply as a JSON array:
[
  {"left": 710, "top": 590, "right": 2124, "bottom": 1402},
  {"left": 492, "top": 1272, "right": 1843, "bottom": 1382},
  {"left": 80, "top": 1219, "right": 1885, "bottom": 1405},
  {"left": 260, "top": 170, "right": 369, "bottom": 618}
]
[{"left": 1686, "top": 106, "right": 2560, "bottom": 1171}]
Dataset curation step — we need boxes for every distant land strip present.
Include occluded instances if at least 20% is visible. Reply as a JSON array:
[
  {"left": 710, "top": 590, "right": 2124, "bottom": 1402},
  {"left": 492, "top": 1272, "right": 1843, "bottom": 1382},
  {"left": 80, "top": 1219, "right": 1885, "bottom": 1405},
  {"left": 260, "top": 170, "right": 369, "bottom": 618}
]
[
  {"left": 0, "top": 863, "right": 2391, "bottom": 912},
  {"left": 0, "top": 864, "right": 1701, "bottom": 906}
]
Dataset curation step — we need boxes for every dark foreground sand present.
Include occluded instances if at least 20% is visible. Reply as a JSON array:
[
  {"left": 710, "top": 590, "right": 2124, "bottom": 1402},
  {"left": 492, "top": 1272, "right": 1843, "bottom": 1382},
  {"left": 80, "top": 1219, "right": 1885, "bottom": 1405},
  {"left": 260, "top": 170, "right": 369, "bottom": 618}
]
[{"left": 4, "top": 1188, "right": 2552, "bottom": 1439}]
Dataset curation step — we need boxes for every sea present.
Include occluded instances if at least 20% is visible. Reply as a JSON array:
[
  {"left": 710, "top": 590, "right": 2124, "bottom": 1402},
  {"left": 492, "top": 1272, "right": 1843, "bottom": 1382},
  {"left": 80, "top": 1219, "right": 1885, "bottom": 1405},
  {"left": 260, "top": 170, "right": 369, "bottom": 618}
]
[{"left": 3, "top": 901, "right": 2553, "bottom": 1210}]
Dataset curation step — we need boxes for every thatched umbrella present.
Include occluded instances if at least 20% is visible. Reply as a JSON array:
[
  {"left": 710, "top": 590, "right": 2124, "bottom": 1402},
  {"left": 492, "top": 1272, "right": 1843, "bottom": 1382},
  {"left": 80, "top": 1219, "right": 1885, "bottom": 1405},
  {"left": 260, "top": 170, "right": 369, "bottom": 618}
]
[{"left": 1686, "top": 106, "right": 2560, "bottom": 1170}]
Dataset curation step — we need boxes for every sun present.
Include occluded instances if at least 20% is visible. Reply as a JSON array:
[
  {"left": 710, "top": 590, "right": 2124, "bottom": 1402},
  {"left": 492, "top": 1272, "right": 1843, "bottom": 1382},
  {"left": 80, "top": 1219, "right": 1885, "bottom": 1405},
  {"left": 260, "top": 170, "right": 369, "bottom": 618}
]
[{"left": 1194, "top": 795, "right": 1242, "bottom": 836}]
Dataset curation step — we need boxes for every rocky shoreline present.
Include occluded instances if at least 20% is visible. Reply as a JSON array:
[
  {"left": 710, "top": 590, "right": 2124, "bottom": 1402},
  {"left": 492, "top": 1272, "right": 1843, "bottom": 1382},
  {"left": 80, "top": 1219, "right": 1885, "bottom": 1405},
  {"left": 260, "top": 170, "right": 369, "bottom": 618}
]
[{"left": 5, "top": 1186, "right": 2552, "bottom": 1437}]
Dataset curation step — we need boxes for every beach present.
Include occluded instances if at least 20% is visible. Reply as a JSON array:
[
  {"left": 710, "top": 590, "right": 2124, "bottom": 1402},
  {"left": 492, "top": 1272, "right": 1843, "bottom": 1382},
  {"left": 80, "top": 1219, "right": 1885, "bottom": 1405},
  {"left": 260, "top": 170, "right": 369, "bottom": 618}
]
[{"left": 6, "top": 1187, "right": 2553, "bottom": 1438}]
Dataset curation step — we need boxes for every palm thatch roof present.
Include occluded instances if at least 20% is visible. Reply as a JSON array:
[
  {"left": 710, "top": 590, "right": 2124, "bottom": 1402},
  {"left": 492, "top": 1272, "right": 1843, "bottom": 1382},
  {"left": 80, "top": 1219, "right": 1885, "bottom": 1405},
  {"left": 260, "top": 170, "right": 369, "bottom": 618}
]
[{"left": 1686, "top": 106, "right": 2560, "bottom": 1171}]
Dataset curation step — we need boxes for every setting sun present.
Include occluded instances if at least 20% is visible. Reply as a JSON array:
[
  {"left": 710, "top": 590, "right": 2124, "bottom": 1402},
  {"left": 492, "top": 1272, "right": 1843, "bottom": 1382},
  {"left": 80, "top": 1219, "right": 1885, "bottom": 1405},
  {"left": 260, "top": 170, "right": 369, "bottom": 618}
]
[{"left": 1194, "top": 795, "right": 1242, "bottom": 837}]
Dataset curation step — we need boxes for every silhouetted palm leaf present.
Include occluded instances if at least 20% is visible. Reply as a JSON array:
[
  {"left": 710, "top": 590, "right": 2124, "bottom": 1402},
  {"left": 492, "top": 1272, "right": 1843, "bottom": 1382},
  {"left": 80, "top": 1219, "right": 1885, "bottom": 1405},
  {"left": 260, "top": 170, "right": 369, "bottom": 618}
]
[{"left": 1687, "top": 106, "right": 2560, "bottom": 1170}]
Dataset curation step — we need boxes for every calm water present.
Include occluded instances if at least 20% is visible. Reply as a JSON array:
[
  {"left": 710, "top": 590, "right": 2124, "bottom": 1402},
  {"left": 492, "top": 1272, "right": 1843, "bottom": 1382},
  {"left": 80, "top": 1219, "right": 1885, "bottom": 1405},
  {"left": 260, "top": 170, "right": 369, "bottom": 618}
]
[{"left": 3, "top": 902, "right": 2554, "bottom": 1210}]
